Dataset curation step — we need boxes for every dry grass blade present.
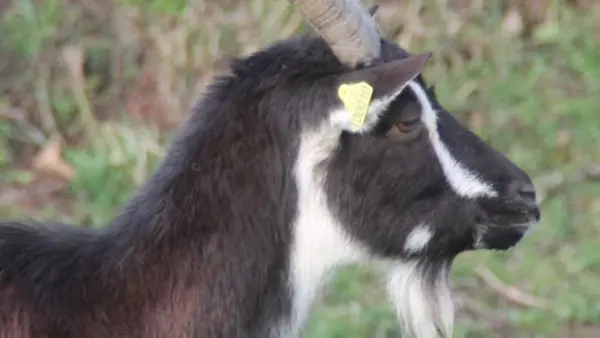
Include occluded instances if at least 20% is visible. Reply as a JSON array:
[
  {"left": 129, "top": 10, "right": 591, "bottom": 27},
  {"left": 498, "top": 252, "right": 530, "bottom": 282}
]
[
  {"left": 474, "top": 264, "right": 549, "bottom": 309},
  {"left": 61, "top": 45, "right": 97, "bottom": 139},
  {"left": 0, "top": 106, "right": 46, "bottom": 145},
  {"left": 535, "top": 163, "right": 600, "bottom": 204},
  {"left": 32, "top": 139, "right": 76, "bottom": 181}
]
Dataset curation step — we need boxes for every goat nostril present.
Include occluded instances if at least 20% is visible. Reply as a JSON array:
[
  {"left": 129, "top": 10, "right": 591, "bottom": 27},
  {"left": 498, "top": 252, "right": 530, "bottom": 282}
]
[
  {"left": 532, "top": 207, "right": 541, "bottom": 222},
  {"left": 504, "top": 181, "right": 541, "bottom": 223},
  {"left": 514, "top": 182, "right": 541, "bottom": 222},
  {"left": 514, "top": 182, "right": 537, "bottom": 202}
]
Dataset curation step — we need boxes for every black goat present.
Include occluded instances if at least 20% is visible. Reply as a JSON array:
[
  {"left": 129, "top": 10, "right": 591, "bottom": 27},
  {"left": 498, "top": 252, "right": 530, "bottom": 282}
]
[{"left": 0, "top": 1, "right": 540, "bottom": 337}]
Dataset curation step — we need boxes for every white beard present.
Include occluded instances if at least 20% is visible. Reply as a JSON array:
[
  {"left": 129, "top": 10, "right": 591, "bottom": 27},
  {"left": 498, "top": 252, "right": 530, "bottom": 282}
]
[{"left": 386, "top": 260, "right": 455, "bottom": 338}]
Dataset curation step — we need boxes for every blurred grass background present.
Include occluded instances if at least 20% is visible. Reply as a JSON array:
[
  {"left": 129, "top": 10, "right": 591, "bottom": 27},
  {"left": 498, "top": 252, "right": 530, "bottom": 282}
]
[{"left": 0, "top": 0, "right": 599, "bottom": 337}]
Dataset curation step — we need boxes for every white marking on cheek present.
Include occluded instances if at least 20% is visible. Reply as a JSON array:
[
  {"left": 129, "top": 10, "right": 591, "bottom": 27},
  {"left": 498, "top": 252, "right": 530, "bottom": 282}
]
[
  {"left": 386, "top": 261, "right": 454, "bottom": 338},
  {"left": 474, "top": 225, "right": 487, "bottom": 249},
  {"left": 404, "top": 224, "right": 433, "bottom": 253},
  {"left": 287, "top": 123, "right": 369, "bottom": 337},
  {"left": 407, "top": 81, "right": 497, "bottom": 199}
]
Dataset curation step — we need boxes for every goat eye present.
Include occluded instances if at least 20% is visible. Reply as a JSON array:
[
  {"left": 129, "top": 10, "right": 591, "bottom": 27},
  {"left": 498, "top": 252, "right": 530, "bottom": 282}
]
[{"left": 394, "top": 116, "right": 421, "bottom": 134}]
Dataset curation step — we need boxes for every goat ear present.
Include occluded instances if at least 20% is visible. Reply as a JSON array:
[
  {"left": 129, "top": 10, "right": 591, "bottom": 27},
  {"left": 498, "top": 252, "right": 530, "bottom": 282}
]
[{"left": 331, "top": 52, "right": 431, "bottom": 133}]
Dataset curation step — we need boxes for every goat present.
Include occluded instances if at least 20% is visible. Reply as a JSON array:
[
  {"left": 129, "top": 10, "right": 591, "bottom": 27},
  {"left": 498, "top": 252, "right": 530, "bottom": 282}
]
[{"left": 0, "top": 0, "right": 541, "bottom": 337}]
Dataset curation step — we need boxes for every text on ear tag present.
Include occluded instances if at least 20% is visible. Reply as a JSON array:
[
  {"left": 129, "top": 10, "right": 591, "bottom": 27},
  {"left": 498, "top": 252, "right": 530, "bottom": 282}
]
[{"left": 337, "top": 81, "right": 374, "bottom": 131}]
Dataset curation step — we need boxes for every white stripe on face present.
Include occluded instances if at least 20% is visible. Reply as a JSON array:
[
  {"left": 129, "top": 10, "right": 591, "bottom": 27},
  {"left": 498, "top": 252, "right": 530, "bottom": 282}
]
[{"left": 406, "top": 81, "right": 497, "bottom": 199}]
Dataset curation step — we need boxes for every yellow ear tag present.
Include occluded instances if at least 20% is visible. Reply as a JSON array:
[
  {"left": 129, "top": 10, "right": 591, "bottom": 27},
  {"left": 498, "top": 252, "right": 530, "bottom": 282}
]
[{"left": 337, "top": 81, "right": 374, "bottom": 131}]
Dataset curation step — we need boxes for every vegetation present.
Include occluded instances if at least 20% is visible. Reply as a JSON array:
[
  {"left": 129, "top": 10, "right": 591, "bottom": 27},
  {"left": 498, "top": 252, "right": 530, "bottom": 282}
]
[{"left": 1, "top": 0, "right": 599, "bottom": 336}]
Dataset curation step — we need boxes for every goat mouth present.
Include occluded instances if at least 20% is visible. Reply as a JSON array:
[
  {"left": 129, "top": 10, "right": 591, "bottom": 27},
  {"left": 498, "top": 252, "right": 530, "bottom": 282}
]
[
  {"left": 487, "top": 222, "right": 533, "bottom": 235},
  {"left": 476, "top": 204, "right": 539, "bottom": 230},
  {"left": 485, "top": 215, "right": 538, "bottom": 232},
  {"left": 474, "top": 222, "right": 531, "bottom": 251},
  {"left": 477, "top": 199, "right": 541, "bottom": 226}
]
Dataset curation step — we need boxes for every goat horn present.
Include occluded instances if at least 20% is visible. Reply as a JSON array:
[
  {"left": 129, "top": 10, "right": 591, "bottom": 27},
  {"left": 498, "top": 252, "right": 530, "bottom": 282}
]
[{"left": 288, "top": 0, "right": 382, "bottom": 67}]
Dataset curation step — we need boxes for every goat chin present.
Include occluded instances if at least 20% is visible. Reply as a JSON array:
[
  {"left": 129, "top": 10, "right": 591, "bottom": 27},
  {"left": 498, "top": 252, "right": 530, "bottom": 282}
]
[{"left": 385, "top": 260, "right": 454, "bottom": 338}]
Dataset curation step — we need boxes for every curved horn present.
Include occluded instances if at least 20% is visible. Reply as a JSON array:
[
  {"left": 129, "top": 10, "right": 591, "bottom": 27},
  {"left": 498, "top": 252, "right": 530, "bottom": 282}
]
[{"left": 288, "top": 0, "right": 382, "bottom": 67}]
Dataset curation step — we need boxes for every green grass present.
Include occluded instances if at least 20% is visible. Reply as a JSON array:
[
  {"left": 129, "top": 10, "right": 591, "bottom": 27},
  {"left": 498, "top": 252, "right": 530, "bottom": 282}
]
[{"left": 1, "top": 0, "right": 599, "bottom": 337}]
